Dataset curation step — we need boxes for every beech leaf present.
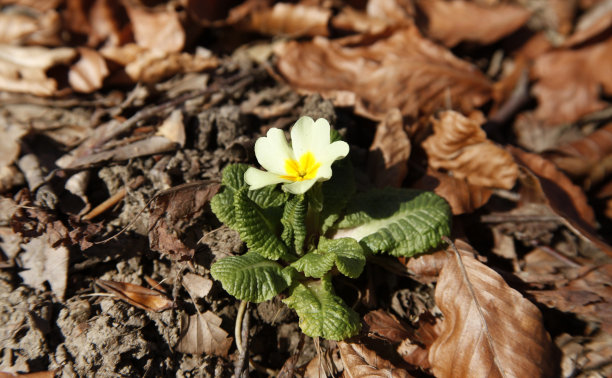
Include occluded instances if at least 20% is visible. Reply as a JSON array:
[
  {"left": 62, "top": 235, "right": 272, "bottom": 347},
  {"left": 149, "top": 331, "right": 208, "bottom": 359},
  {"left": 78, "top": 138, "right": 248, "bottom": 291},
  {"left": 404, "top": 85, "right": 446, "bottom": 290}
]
[
  {"left": 423, "top": 110, "right": 518, "bottom": 190},
  {"left": 96, "top": 279, "right": 173, "bottom": 312},
  {"left": 429, "top": 246, "right": 559, "bottom": 378},
  {"left": 176, "top": 311, "right": 233, "bottom": 357},
  {"left": 338, "top": 341, "right": 413, "bottom": 378}
]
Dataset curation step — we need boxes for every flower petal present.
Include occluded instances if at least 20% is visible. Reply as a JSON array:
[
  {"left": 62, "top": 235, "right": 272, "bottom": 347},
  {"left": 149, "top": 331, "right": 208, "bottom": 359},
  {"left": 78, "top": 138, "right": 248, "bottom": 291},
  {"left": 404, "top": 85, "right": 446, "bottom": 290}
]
[
  {"left": 291, "top": 117, "right": 330, "bottom": 159},
  {"left": 320, "top": 140, "right": 349, "bottom": 166},
  {"left": 282, "top": 179, "right": 318, "bottom": 194},
  {"left": 255, "top": 128, "right": 294, "bottom": 174},
  {"left": 245, "top": 168, "right": 290, "bottom": 190}
]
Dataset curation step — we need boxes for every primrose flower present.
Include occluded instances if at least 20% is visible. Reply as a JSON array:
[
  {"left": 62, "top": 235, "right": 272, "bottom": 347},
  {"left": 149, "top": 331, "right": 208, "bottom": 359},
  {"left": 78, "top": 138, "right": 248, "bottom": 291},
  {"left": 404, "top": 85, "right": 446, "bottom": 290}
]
[{"left": 244, "top": 116, "right": 349, "bottom": 194}]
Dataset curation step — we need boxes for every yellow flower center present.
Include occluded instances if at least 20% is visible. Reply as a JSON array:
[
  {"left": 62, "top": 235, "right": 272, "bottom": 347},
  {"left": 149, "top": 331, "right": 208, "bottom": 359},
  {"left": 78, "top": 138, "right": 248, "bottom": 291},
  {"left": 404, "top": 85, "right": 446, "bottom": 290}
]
[{"left": 281, "top": 151, "right": 321, "bottom": 182}]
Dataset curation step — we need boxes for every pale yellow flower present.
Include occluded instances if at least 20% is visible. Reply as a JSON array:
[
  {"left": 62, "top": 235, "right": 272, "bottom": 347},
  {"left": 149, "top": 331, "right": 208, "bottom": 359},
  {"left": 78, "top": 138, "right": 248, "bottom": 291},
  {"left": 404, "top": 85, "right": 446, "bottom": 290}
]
[{"left": 244, "top": 116, "right": 349, "bottom": 194}]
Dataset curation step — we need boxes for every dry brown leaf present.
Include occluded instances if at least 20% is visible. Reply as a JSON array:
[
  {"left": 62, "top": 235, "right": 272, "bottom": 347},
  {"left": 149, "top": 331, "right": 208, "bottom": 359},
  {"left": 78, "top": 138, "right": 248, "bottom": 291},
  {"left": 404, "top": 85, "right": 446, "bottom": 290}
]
[
  {"left": 125, "top": 4, "right": 185, "bottom": 53},
  {"left": 0, "top": 45, "right": 75, "bottom": 96},
  {"left": 532, "top": 33, "right": 612, "bottom": 125},
  {"left": 416, "top": 0, "right": 530, "bottom": 47},
  {"left": 101, "top": 44, "right": 219, "bottom": 83},
  {"left": 230, "top": 2, "right": 331, "bottom": 37},
  {"left": 365, "top": 0, "right": 415, "bottom": 25},
  {"left": 96, "top": 279, "right": 174, "bottom": 312},
  {"left": 429, "top": 247, "right": 558, "bottom": 378},
  {"left": 368, "top": 109, "right": 411, "bottom": 188},
  {"left": 0, "top": 371, "right": 56, "bottom": 378},
  {"left": 68, "top": 47, "right": 109, "bottom": 93},
  {"left": 0, "top": 9, "right": 61, "bottom": 45},
  {"left": 338, "top": 341, "right": 413, "bottom": 378},
  {"left": 275, "top": 26, "right": 492, "bottom": 121},
  {"left": 182, "top": 272, "right": 213, "bottom": 299},
  {"left": 176, "top": 311, "right": 233, "bottom": 356},
  {"left": 545, "top": 122, "right": 612, "bottom": 179},
  {"left": 363, "top": 310, "right": 412, "bottom": 343},
  {"left": 422, "top": 111, "right": 518, "bottom": 189},
  {"left": 414, "top": 168, "right": 493, "bottom": 215},
  {"left": 155, "top": 109, "right": 186, "bottom": 147},
  {"left": 18, "top": 236, "right": 69, "bottom": 300},
  {"left": 509, "top": 146, "right": 597, "bottom": 227},
  {"left": 331, "top": 6, "right": 400, "bottom": 35},
  {"left": 148, "top": 182, "right": 220, "bottom": 260}
]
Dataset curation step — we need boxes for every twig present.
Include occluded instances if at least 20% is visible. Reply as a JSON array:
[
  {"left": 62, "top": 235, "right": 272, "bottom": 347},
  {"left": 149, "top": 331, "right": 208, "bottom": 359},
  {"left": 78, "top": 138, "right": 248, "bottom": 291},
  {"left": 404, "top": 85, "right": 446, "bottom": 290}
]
[
  {"left": 82, "top": 176, "right": 145, "bottom": 221},
  {"left": 480, "top": 213, "right": 562, "bottom": 223},
  {"left": 234, "top": 301, "right": 250, "bottom": 378},
  {"left": 235, "top": 300, "right": 248, "bottom": 353},
  {"left": 443, "top": 236, "right": 508, "bottom": 378}
]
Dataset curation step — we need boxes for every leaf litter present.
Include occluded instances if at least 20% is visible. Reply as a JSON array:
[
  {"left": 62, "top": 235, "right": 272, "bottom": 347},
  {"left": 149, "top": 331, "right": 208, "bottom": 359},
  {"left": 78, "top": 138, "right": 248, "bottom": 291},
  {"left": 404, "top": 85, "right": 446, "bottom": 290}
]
[{"left": 1, "top": 0, "right": 611, "bottom": 377}]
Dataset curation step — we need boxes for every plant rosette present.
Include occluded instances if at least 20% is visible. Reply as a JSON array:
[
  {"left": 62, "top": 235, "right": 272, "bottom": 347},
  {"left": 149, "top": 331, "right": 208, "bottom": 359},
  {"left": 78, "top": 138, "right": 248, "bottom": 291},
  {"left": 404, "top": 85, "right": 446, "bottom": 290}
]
[{"left": 210, "top": 116, "right": 452, "bottom": 341}]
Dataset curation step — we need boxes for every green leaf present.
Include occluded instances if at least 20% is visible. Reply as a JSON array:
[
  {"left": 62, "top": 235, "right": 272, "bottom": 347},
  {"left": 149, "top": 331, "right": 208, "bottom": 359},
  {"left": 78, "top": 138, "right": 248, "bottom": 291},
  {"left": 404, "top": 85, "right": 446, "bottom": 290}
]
[
  {"left": 317, "top": 237, "right": 365, "bottom": 278},
  {"left": 211, "top": 164, "right": 288, "bottom": 228},
  {"left": 291, "top": 250, "right": 336, "bottom": 278},
  {"left": 335, "top": 188, "right": 451, "bottom": 257},
  {"left": 292, "top": 237, "right": 366, "bottom": 278},
  {"left": 283, "top": 275, "right": 361, "bottom": 340},
  {"left": 281, "top": 195, "right": 307, "bottom": 254},
  {"left": 234, "top": 188, "right": 287, "bottom": 259},
  {"left": 210, "top": 252, "right": 292, "bottom": 302},
  {"left": 234, "top": 187, "right": 289, "bottom": 260},
  {"left": 321, "top": 159, "right": 355, "bottom": 234}
]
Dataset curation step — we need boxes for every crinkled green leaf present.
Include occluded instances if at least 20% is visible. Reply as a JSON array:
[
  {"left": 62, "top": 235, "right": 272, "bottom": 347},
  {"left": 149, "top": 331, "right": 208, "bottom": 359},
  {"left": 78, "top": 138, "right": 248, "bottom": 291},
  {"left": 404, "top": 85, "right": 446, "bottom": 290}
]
[
  {"left": 335, "top": 188, "right": 451, "bottom": 257},
  {"left": 317, "top": 237, "right": 365, "bottom": 278},
  {"left": 292, "top": 237, "right": 366, "bottom": 278},
  {"left": 321, "top": 159, "right": 355, "bottom": 234},
  {"left": 210, "top": 252, "right": 292, "bottom": 302},
  {"left": 234, "top": 187, "right": 289, "bottom": 260},
  {"left": 211, "top": 164, "right": 288, "bottom": 228},
  {"left": 283, "top": 275, "right": 361, "bottom": 340},
  {"left": 281, "top": 195, "right": 307, "bottom": 254},
  {"left": 291, "top": 251, "right": 336, "bottom": 278}
]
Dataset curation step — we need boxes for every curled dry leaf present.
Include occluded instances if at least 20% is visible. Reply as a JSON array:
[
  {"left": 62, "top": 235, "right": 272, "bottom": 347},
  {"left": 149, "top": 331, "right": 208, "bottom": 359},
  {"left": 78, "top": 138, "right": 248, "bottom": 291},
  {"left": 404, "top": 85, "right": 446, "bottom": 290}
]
[
  {"left": 338, "top": 341, "right": 413, "bottom": 378},
  {"left": 101, "top": 44, "right": 219, "bottom": 83},
  {"left": 0, "top": 8, "right": 61, "bottom": 46},
  {"left": 95, "top": 279, "right": 174, "bottom": 312},
  {"left": 532, "top": 31, "right": 612, "bottom": 125},
  {"left": 125, "top": 4, "right": 185, "bottom": 53},
  {"left": 414, "top": 168, "right": 492, "bottom": 215},
  {"left": 176, "top": 311, "right": 233, "bottom": 357},
  {"left": 429, "top": 245, "right": 558, "bottom": 378},
  {"left": 423, "top": 111, "right": 518, "bottom": 189},
  {"left": 275, "top": 26, "right": 491, "bottom": 121},
  {"left": 363, "top": 310, "right": 412, "bottom": 343},
  {"left": 0, "top": 45, "right": 75, "bottom": 96},
  {"left": 68, "top": 47, "right": 109, "bottom": 93},
  {"left": 416, "top": 0, "right": 531, "bottom": 47},
  {"left": 368, "top": 109, "right": 411, "bottom": 188},
  {"left": 229, "top": 2, "right": 331, "bottom": 37},
  {"left": 545, "top": 122, "right": 612, "bottom": 180}
]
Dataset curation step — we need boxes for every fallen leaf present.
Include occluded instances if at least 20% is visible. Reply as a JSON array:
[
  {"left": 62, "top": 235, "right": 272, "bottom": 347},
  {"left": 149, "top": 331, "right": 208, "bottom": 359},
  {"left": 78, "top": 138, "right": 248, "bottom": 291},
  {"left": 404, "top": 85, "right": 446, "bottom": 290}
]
[
  {"left": 338, "top": 341, "right": 413, "bottom": 378},
  {"left": 397, "top": 314, "right": 442, "bottom": 370},
  {"left": 96, "top": 279, "right": 174, "bottom": 312},
  {"left": 416, "top": 0, "right": 531, "bottom": 47},
  {"left": 532, "top": 31, "right": 612, "bottom": 125},
  {"left": 68, "top": 47, "right": 109, "bottom": 93},
  {"left": 423, "top": 110, "right": 518, "bottom": 189},
  {"left": 429, "top": 245, "right": 559, "bottom": 378},
  {"left": 414, "top": 168, "right": 493, "bottom": 215},
  {"left": 176, "top": 311, "right": 233, "bottom": 356},
  {"left": 125, "top": 3, "right": 185, "bottom": 53},
  {"left": 182, "top": 273, "right": 213, "bottom": 299},
  {"left": 148, "top": 182, "right": 220, "bottom": 260},
  {"left": 363, "top": 310, "right": 412, "bottom": 343},
  {"left": 368, "top": 109, "right": 411, "bottom": 188},
  {"left": 0, "top": 8, "right": 61, "bottom": 46},
  {"left": 155, "top": 109, "right": 186, "bottom": 147},
  {"left": 0, "top": 371, "right": 56, "bottom": 378},
  {"left": 275, "top": 26, "right": 492, "bottom": 121},
  {"left": 229, "top": 2, "right": 331, "bottom": 37},
  {"left": 101, "top": 44, "right": 219, "bottom": 83},
  {"left": 544, "top": 122, "right": 612, "bottom": 180},
  {"left": 0, "top": 45, "right": 75, "bottom": 96},
  {"left": 19, "top": 236, "right": 69, "bottom": 300}
]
